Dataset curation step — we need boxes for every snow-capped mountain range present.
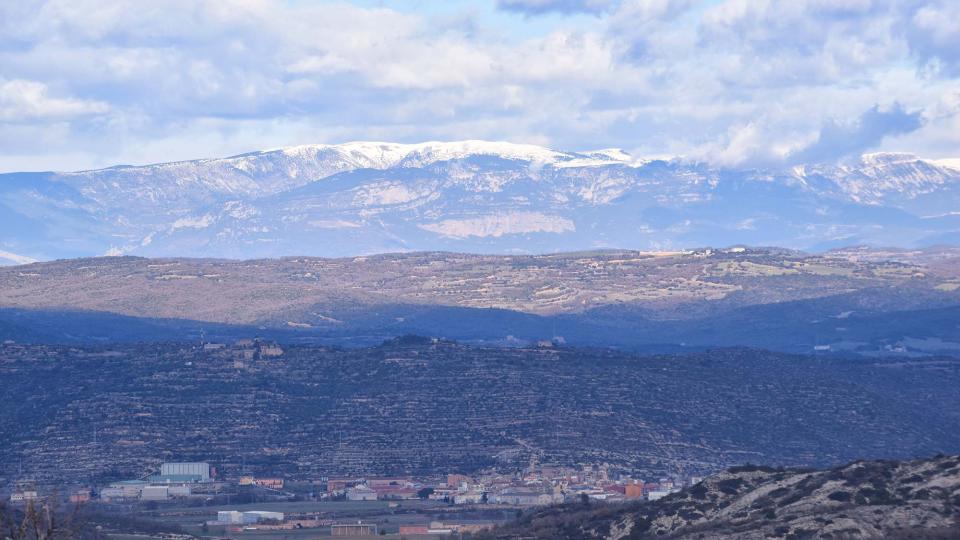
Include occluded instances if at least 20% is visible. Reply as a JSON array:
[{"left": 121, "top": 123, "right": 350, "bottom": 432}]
[{"left": 1, "top": 141, "right": 959, "bottom": 263}]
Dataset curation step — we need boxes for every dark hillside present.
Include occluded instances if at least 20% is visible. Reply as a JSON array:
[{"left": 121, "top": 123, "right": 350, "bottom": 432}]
[{"left": 2, "top": 341, "right": 959, "bottom": 484}]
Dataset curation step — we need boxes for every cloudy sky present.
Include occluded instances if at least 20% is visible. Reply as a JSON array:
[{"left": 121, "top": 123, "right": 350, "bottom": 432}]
[{"left": 0, "top": 0, "right": 958, "bottom": 172}]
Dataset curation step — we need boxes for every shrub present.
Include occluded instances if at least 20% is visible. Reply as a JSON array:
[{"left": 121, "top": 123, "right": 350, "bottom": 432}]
[
  {"left": 716, "top": 478, "right": 745, "bottom": 495},
  {"left": 827, "top": 491, "right": 851, "bottom": 502}
]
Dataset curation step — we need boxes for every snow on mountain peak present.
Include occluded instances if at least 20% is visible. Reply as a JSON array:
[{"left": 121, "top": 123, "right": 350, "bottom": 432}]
[
  {"left": 933, "top": 158, "right": 960, "bottom": 171},
  {"left": 859, "top": 152, "right": 921, "bottom": 166},
  {"left": 271, "top": 140, "right": 633, "bottom": 169},
  {"left": 584, "top": 148, "right": 632, "bottom": 162},
  {"left": 6, "top": 142, "right": 960, "bottom": 261}
]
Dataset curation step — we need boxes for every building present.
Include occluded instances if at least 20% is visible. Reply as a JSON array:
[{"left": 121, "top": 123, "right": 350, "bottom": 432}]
[
  {"left": 159, "top": 462, "right": 210, "bottom": 482},
  {"left": 259, "top": 345, "right": 284, "bottom": 357},
  {"left": 372, "top": 485, "right": 416, "bottom": 499},
  {"left": 331, "top": 522, "right": 378, "bottom": 536},
  {"left": 104, "top": 480, "right": 149, "bottom": 500},
  {"left": 9, "top": 491, "right": 39, "bottom": 503},
  {"left": 367, "top": 477, "right": 410, "bottom": 488},
  {"left": 243, "top": 511, "right": 284, "bottom": 523},
  {"left": 218, "top": 510, "right": 284, "bottom": 524},
  {"left": 253, "top": 477, "right": 284, "bottom": 489},
  {"left": 495, "top": 489, "right": 549, "bottom": 506},
  {"left": 345, "top": 485, "right": 377, "bottom": 501},
  {"left": 453, "top": 491, "right": 485, "bottom": 504},
  {"left": 140, "top": 486, "right": 169, "bottom": 501},
  {"left": 625, "top": 484, "right": 644, "bottom": 499},
  {"left": 218, "top": 511, "right": 244, "bottom": 524},
  {"left": 447, "top": 473, "right": 473, "bottom": 489},
  {"left": 647, "top": 489, "right": 674, "bottom": 501},
  {"left": 326, "top": 478, "right": 363, "bottom": 492},
  {"left": 399, "top": 525, "right": 429, "bottom": 535},
  {"left": 456, "top": 523, "right": 495, "bottom": 533}
]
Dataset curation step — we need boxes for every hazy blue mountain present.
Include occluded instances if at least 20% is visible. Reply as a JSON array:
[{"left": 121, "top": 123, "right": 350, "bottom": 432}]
[{"left": 1, "top": 141, "right": 958, "bottom": 262}]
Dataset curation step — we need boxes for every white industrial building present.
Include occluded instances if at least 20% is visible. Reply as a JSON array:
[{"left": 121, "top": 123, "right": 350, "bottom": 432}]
[
  {"left": 159, "top": 462, "right": 210, "bottom": 482},
  {"left": 218, "top": 510, "right": 284, "bottom": 524},
  {"left": 218, "top": 511, "right": 244, "bottom": 524},
  {"left": 140, "top": 486, "right": 169, "bottom": 501}
]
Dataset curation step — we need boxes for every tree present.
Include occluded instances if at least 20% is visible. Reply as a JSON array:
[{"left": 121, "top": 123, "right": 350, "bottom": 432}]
[
  {"left": 417, "top": 487, "right": 434, "bottom": 500},
  {"left": 0, "top": 497, "right": 90, "bottom": 540}
]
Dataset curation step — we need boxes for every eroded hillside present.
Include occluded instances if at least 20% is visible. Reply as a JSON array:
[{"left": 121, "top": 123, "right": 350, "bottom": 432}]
[{"left": 480, "top": 455, "right": 960, "bottom": 539}]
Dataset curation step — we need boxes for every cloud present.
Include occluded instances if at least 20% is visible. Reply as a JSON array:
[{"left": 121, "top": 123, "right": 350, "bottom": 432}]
[
  {"left": 903, "top": 0, "right": 960, "bottom": 75},
  {"left": 0, "top": 0, "right": 957, "bottom": 172},
  {"left": 789, "top": 103, "right": 925, "bottom": 164},
  {"left": 497, "top": 0, "right": 614, "bottom": 15},
  {"left": 0, "top": 79, "right": 108, "bottom": 121}
]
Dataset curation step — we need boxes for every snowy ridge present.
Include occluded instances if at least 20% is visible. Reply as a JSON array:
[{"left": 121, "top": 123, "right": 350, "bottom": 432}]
[
  {"left": 934, "top": 158, "right": 960, "bottom": 171},
  {"left": 3, "top": 143, "right": 959, "bottom": 261},
  {"left": 272, "top": 140, "right": 636, "bottom": 169},
  {"left": 797, "top": 152, "right": 960, "bottom": 204}
]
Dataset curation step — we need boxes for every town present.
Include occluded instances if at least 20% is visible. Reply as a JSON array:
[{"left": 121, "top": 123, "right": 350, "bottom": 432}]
[{"left": 5, "top": 459, "right": 700, "bottom": 537}]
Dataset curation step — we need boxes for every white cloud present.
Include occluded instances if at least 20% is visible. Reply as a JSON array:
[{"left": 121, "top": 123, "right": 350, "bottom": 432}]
[
  {"left": 0, "top": 0, "right": 957, "bottom": 172},
  {"left": 497, "top": 0, "right": 614, "bottom": 15},
  {"left": 0, "top": 249, "right": 38, "bottom": 266},
  {"left": 0, "top": 79, "right": 108, "bottom": 121}
]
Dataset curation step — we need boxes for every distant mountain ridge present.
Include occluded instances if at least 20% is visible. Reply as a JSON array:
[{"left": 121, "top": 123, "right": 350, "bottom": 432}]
[
  {"left": 1, "top": 141, "right": 959, "bottom": 261},
  {"left": 2, "top": 247, "right": 960, "bottom": 355}
]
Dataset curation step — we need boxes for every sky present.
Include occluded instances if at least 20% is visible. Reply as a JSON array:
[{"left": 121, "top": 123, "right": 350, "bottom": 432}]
[{"left": 0, "top": 0, "right": 958, "bottom": 172}]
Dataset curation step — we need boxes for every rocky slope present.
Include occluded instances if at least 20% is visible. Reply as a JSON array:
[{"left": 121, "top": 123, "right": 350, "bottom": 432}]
[
  {"left": 3, "top": 341, "right": 960, "bottom": 485},
  {"left": 1, "top": 142, "right": 959, "bottom": 261},
  {"left": 480, "top": 455, "right": 960, "bottom": 539}
]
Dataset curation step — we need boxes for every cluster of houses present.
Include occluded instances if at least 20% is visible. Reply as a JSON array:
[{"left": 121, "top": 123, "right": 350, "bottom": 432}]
[
  {"left": 202, "top": 338, "right": 284, "bottom": 369},
  {"left": 328, "top": 463, "right": 694, "bottom": 507},
  {"left": 8, "top": 459, "right": 696, "bottom": 515}
]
